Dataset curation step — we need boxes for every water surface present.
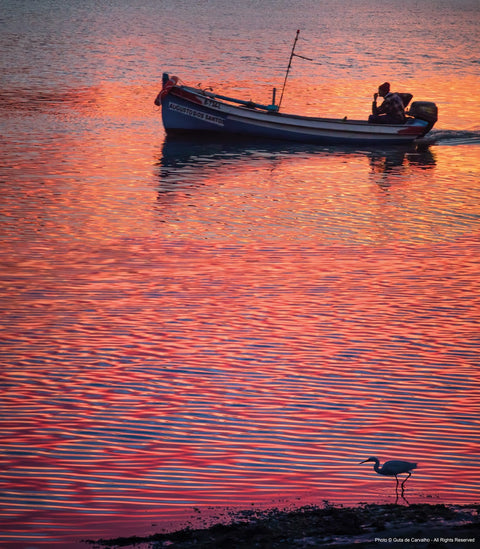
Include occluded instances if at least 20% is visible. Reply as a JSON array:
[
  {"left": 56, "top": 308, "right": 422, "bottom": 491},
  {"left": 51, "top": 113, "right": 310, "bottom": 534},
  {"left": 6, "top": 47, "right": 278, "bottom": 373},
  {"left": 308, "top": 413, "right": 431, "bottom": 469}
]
[{"left": 1, "top": 0, "right": 480, "bottom": 547}]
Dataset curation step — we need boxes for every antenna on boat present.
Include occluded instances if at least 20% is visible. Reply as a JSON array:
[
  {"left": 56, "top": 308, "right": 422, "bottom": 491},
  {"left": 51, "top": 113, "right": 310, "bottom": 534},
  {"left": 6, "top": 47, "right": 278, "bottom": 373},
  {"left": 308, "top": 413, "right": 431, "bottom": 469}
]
[{"left": 277, "top": 30, "right": 313, "bottom": 111}]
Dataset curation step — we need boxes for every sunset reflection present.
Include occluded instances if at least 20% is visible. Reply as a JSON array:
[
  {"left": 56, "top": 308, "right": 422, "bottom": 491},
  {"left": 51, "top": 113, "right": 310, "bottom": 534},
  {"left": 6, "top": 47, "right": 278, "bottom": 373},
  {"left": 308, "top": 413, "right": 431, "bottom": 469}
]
[
  {"left": 155, "top": 138, "right": 479, "bottom": 245},
  {"left": 2, "top": 0, "right": 480, "bottom": 546}
]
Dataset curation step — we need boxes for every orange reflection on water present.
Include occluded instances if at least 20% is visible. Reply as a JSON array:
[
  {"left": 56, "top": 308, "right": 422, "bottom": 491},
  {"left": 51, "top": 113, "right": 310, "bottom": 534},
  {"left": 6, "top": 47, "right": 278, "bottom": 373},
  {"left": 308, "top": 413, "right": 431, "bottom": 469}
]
[
  {"left": 156, "top": 139, "right": 480, "bottom": 246},
  {"left": 2, "top": 233, "right": 479, "bottom": 531},
  {"left": 1, "top": 80, "right": 164, "bottom": 248}
]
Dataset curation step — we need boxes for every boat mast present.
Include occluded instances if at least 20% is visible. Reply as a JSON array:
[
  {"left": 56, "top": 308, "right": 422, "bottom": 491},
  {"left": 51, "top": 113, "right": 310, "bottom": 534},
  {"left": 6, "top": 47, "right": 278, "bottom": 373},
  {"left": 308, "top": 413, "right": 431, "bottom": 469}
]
[
  {"left": 277, "top": 30, "right": 312, "bottom": 111},
  {"left": 278, "top": 30, "right": 300, "bottom": 111}
]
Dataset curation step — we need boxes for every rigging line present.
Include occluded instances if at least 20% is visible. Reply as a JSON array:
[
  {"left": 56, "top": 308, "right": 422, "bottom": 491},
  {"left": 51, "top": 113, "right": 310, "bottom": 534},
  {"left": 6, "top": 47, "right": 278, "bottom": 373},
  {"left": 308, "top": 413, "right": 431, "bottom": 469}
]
[{"left": 293, "top": 53, "right": 314, "bottom": 61}]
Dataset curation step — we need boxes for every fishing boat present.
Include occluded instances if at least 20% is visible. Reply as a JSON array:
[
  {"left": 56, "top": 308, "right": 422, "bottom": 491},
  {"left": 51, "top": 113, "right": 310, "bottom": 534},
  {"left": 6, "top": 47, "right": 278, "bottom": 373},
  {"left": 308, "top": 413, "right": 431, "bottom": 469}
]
[
  {"left": 155, "top": 31, "right": 437, "bottom": 146},
  {"left": 155, "top": 73, "right": 438, "bottom": 145}
]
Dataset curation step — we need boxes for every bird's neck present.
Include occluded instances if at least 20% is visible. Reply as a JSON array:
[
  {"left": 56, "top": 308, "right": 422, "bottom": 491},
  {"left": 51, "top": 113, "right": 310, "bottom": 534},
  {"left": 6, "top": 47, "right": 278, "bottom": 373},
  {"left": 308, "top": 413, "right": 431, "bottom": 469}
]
[{"left": 373, "top": 460, "right": 381, "bottom": 472}]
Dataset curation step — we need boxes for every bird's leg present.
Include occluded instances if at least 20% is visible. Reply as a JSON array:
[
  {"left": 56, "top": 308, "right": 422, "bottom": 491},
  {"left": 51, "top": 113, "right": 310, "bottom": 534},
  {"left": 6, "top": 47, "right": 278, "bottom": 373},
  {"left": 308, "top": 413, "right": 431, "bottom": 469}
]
[
  {"left": 401, "top": 472, "right": 411, "bottom": 494},
  {"left": 395, "top": 474, "right": 399, "bottom": 495}
]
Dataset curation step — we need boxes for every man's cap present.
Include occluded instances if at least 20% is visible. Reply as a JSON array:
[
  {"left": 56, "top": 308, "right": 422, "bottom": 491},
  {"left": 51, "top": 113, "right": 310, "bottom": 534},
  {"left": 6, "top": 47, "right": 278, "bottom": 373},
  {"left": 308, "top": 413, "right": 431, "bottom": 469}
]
[{"left": 379, "top": 82, "right": 390, "bottom": 94}]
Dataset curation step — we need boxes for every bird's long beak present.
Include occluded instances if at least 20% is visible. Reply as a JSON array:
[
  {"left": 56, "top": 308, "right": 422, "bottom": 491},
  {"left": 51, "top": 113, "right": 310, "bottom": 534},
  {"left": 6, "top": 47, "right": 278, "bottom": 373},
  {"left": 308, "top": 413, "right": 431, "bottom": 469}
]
[{"left": 360, "top": 459, "right": 369, "bottom": 464}]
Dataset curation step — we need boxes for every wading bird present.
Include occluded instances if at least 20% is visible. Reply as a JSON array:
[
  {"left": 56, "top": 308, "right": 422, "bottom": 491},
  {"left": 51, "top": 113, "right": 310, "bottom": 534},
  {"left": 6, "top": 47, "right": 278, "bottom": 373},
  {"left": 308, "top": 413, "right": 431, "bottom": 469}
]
[{"left": 360, "top": 457, "right": 417, "bottom": 498}]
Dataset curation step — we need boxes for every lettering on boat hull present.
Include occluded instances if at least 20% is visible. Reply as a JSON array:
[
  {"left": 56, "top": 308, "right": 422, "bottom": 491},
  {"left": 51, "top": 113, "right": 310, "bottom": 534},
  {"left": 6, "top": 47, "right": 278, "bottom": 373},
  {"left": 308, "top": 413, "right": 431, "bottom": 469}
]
[{"left": 169, "top": 102, "right": 224, "bottom": 126}]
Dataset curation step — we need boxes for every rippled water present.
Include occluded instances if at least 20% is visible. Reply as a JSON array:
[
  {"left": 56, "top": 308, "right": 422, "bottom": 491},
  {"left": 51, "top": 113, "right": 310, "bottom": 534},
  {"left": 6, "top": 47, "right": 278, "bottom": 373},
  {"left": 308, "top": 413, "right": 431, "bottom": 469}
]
[{"left": 1, "top": 0, "right": 480, "bottom": 547}]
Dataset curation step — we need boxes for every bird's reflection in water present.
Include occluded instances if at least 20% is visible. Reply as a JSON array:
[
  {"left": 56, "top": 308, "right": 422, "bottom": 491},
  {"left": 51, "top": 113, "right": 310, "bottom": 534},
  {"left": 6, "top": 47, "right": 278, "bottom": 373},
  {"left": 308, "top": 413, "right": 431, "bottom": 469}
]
[{"left": 396, "top": 492, "right": 410, "bottom": 505}]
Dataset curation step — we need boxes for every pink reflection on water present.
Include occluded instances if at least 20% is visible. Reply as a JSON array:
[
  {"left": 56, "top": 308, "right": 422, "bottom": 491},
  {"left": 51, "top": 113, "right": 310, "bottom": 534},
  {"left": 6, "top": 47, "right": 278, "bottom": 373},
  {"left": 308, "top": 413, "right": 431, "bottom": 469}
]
[{"left": 1, "top": 232, "right": 480, "bottom": 546}]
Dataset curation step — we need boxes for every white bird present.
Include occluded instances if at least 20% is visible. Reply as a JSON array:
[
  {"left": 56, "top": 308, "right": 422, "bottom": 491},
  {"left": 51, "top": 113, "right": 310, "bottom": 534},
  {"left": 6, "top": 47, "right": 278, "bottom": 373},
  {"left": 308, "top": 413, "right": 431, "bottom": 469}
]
[{"left": 360, "top": 456, "right": 417, "bottom": 495}]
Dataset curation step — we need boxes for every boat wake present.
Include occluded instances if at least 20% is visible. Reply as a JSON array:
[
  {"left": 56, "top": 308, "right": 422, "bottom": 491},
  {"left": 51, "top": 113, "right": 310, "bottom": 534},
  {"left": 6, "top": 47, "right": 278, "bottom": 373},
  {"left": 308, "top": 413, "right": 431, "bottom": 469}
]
[{"left": 418, "top": 128, "right": 480, "bottom": 146}]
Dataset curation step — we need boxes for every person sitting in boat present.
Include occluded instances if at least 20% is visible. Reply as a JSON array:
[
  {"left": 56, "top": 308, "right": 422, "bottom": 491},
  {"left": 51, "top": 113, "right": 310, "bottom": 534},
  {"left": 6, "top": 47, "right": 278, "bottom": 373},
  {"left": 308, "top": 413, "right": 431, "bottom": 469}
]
[{"left": 368, "top": 82, "right": 405, "bottom": 124}]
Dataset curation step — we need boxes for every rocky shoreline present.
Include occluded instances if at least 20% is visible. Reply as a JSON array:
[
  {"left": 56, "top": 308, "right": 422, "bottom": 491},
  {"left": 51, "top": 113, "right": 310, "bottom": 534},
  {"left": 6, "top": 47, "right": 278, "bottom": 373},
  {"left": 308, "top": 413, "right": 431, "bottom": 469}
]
[{"left": 85, "top": 502, "right": 479, "bottom": 548}]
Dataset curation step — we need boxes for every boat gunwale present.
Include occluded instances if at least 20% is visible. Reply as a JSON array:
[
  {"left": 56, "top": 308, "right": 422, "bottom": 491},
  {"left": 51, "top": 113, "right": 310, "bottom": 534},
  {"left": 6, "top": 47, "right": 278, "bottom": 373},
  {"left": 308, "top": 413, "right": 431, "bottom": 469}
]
[{"left": 173, "top": 85, "right": 414, "bottom": 128}]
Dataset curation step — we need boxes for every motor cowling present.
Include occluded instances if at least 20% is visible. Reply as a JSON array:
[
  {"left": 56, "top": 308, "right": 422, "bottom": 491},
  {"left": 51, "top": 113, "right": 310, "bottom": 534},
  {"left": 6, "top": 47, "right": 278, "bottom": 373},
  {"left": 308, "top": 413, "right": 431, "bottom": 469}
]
[{"left": 408, "top": 101, "right": 438, "bottom": 125}]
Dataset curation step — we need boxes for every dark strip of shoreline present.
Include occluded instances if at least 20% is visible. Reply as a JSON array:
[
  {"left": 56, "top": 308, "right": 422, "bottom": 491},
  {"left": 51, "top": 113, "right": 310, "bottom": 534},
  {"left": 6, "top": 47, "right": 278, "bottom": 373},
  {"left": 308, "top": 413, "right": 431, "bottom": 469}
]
[{"left": 85, "top": 502, "right": 479, "bottom": 548}]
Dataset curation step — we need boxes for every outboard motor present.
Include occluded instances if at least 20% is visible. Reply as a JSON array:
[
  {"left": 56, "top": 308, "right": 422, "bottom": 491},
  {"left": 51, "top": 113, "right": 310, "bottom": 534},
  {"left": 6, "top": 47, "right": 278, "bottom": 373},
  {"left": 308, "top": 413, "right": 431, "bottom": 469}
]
[{"left": 408, "top": 101, "right": 438, "bottom": 133}]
